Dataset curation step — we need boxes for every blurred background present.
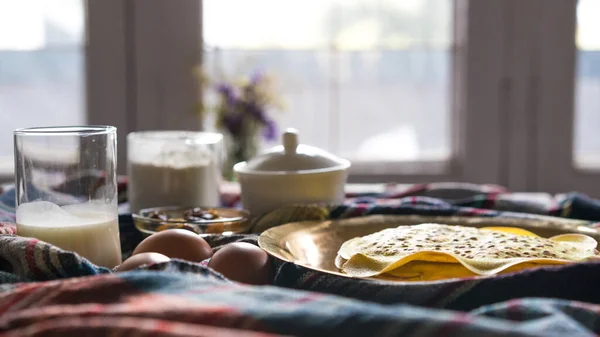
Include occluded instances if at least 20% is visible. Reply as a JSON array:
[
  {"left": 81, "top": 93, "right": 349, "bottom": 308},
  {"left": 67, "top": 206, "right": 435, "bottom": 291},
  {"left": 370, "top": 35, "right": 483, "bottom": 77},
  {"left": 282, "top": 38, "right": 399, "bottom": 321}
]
[{"left": 0, "top": 0, "right": 598, "bottom": 195}]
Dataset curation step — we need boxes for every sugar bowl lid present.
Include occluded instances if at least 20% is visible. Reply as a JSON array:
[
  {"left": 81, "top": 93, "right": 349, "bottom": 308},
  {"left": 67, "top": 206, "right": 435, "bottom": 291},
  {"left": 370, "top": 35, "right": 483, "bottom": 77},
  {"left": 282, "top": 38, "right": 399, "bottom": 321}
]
[{"left": 234, "top": 128, "right": 350, "bottom": 173}]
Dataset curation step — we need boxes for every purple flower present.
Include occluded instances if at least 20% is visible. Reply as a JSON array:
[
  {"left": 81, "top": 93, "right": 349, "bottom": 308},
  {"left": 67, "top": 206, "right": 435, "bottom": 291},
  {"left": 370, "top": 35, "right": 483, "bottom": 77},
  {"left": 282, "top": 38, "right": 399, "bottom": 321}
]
[
  {"left": 262, "top": 119, "right": 277, "bottom": 141},
  {"left": 222, "top": 113, "right": 243, "bottom": 136},
  {"left": 216, "top": 83, "right": 237, "bottom": 106},
  {"left": 245, "top": 101, "right": 267, "bottom": 123},
  {"left": 213, "top": 70, "right": 279, "bottom": 143},
  {"left": 250, "top": 69, "right": 264, "bottom": 86},
  {"left": 216, "top": 83, "right": 232, "bottom": 96}
]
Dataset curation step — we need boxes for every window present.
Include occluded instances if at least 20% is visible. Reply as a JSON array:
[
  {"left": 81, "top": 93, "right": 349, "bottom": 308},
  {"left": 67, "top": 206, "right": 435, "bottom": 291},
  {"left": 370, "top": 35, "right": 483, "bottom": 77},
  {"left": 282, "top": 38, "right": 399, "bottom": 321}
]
[
  {"left": 0, "top": 1, "right": 517, "bottom": 187},
  {"left": 0, "top": 0, "right": 85, "bottom": 181},
  {"left": 202, "top": 0, "right": 600, "bottom": 193},
  {"left": 526, "top": 0, "right": 600, "bottom": 195},
  {"left": 204, "top": 0, "right": 452, "bottom": 164},
  {"left": 3, "top": 1, "right": 597, "bottom": 195},
  {"left": 0, "top": 1, "right": 201, "bottom": 179},
  {"left": 203, "top": 0, "right": 454, "bottom": 181},
  {"left": 575, "top": 0, "right": 600, "bottom": 170},
  {"left": 202, "top": 0, "right": 505, "bottom": 184}
]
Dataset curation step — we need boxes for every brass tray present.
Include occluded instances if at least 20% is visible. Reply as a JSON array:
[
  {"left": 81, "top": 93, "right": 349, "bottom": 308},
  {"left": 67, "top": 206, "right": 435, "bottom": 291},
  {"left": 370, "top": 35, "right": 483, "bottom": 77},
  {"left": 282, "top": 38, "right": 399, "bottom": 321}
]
[{"left": 258, "top": 215, "right": 600, "bottom": 282}]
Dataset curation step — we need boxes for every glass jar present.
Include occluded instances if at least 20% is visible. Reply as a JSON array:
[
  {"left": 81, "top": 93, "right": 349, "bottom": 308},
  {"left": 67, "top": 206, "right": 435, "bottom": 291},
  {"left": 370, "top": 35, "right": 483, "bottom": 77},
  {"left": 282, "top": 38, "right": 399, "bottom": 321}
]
[{"left": 127, "top": 131, "right": 224, "bottom": 214}]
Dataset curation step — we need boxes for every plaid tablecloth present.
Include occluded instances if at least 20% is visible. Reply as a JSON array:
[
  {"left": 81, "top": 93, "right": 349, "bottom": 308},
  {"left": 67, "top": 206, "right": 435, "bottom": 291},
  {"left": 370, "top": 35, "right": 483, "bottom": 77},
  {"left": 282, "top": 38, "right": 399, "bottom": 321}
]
[{"left": 3, "top": 180, "right": 600, "bottom": 336}]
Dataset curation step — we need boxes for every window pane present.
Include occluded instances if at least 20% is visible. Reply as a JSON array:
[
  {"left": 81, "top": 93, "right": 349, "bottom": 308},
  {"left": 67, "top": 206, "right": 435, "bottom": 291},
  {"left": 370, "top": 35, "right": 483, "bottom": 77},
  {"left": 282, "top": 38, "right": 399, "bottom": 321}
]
[
  {"left": 575, "top": 0, "right": 600, "bottom": 169},
  {"left": 0, "top": 0, "right": 86, "bottom": 175},
  {"left": 203, "top": 0, "right": 452, "bottom": 162}
]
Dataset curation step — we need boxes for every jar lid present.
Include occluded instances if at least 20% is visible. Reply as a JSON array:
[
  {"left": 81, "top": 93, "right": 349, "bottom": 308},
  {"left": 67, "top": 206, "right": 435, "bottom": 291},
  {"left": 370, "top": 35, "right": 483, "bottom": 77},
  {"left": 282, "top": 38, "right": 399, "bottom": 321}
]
[{"left": 235, "top": 128, "right": 350, "bottom": 173}]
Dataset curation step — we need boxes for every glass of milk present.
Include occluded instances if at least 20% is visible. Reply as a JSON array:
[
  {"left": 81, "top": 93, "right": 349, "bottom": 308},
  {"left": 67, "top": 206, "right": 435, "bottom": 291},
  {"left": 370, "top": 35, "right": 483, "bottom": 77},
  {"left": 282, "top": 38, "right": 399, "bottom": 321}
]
[
  {"left": 127, "top": 131, "right": 224, "bottom": 214},
  {"left": 14, "top": 126, "right": 121, "bottom": 269}
]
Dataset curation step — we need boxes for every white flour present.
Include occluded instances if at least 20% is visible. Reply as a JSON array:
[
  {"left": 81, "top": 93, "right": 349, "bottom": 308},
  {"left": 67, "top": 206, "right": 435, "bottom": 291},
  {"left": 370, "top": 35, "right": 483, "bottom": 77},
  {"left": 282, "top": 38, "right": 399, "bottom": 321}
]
[{"left": 127, "top": 143, "right": 221, "bottom": 213}]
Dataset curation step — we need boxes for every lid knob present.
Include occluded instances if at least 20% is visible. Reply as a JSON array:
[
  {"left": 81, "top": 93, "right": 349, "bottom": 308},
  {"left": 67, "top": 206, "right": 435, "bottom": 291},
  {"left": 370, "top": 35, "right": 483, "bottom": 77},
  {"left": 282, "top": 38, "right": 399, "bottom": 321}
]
[{"left": 283, "top": 128, "right": 299, "bottom": 154}]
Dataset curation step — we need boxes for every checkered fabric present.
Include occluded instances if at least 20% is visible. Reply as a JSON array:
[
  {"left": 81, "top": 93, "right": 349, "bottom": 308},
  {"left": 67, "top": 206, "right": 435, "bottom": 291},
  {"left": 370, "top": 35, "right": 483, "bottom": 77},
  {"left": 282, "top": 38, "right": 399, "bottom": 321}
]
[{"left": 2, "top": 178, "right": 600, "bottom": 336}]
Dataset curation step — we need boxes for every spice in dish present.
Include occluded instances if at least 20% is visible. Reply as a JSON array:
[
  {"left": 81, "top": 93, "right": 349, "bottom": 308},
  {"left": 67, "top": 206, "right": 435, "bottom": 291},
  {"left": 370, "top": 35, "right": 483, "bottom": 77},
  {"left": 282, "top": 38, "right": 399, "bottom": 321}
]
[
  {"left": 146, "top": 207, "right": 223, "bottom": 222},
  {"left": 183, "top": 207, "right": 220, "bottom": 221}
]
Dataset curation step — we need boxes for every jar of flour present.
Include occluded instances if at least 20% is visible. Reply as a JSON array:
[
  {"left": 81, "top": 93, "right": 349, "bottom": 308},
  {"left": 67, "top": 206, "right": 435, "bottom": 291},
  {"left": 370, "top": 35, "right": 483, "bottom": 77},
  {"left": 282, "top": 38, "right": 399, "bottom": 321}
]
[{"left": 127, "top": 131, "right": 224, "bottom": 213}]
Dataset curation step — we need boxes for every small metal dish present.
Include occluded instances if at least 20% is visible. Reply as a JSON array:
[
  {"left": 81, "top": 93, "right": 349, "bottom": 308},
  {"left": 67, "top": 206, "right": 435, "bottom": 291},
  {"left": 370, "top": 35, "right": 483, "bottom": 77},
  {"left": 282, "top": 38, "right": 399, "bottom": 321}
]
[{"left": 132, "top": 206, "right": 251, "bottom": 236}]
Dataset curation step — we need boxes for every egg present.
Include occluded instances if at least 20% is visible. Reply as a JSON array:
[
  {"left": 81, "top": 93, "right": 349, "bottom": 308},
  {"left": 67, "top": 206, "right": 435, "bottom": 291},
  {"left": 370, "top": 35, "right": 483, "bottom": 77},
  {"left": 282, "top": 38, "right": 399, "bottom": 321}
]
[
  {"left": 132, "top": 229, "right": 213, "bottom": 263},
  {"left": 116, "top": 252, "right": 171, "bottom": 272},
  {"left": 208, "top": 242, "right": 273, "bottom": 285}
]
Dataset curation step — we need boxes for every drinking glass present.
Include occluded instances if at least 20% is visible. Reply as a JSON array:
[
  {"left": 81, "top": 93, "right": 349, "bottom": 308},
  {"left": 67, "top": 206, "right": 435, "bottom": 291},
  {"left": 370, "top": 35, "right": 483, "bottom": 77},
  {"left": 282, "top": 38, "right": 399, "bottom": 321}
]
[{"left": 14, "top": 126, "right": 121, "bottom": 268}]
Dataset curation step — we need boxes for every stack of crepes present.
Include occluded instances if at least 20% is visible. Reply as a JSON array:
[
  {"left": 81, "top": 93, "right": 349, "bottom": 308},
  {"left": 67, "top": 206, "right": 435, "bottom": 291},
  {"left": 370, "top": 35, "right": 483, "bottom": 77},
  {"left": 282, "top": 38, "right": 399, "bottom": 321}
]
[{"left": 335, "top": 223, "right": 600, "bottom": 281}]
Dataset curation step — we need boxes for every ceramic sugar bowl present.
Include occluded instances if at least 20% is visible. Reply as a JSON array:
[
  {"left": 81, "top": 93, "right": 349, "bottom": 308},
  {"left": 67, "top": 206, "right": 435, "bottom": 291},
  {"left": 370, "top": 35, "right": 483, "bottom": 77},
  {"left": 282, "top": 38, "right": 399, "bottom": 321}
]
[{"left": 234, "top": 128, "right": 351, "bottom": 217}]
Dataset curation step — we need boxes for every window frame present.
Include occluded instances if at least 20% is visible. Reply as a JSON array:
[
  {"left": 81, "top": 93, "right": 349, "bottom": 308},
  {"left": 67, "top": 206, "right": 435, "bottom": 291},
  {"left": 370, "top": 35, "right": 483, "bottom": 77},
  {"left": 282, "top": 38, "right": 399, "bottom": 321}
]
[
  {"left": 86, "top": 0, "right": 518, "bottom": 185},
  {"left": 353, "top": 0, "right": 600, "bottom": 195},
  {"left": 87, "top": 0, "right": 202, "bottom": 175},
  {"left": 0, "top": 0, "right": 93, "bottom": 183},
  {"left": 86, "top": 0, "right": 130, "bottom": 175},
  {"left": 529, "top": 0, "right": 600, "bottom": 195},
  {"left": 194, "top": 0, "right": 513, "bottom": 185},
  {"left": 350, "top": 0, "right": 512, "bottom": 184},
  {"left": 11, "top": 0, "right": 594, "bottom": 195}
]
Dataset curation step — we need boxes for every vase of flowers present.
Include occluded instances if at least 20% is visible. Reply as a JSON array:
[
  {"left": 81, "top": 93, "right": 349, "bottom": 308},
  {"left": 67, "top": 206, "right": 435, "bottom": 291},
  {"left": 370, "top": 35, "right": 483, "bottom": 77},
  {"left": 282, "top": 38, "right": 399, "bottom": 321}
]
[{"left": 197, "top": 68, "right": 284, "bottom": 181}]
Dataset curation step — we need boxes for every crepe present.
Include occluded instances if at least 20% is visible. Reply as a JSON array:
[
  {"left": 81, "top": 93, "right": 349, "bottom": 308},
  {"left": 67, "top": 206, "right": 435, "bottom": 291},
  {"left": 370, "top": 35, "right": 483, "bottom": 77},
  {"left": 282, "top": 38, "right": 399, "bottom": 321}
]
[{"left": 336, "top": 223, "right": 600, "bottom": 280}]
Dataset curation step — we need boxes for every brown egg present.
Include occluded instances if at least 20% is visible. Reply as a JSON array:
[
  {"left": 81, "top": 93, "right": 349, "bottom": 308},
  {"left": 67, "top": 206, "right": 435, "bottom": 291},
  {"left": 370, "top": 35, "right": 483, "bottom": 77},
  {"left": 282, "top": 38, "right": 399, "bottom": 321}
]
[
  {"left": 132, "top": 229, "right": 213, "bottom": 263},
  {"left": 116, "top": 252, "right": 171, "bottom": 272},
  {"left": 208, "top": 242, "right": 273, "bottom": 285}
]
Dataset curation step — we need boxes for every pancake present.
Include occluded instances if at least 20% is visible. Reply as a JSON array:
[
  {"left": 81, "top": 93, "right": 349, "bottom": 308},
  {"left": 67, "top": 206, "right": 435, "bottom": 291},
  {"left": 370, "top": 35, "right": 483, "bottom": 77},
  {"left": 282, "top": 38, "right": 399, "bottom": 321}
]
[{"left": 336, "top": 223, "right": 600, "bottom": 280}]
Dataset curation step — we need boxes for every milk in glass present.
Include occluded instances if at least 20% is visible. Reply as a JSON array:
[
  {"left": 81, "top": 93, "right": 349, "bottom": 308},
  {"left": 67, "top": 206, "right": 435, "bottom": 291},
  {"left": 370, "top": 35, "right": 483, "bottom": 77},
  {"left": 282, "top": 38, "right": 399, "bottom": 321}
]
[{"left": 16, "top": 201, "right": 122, "bottom": 268}]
